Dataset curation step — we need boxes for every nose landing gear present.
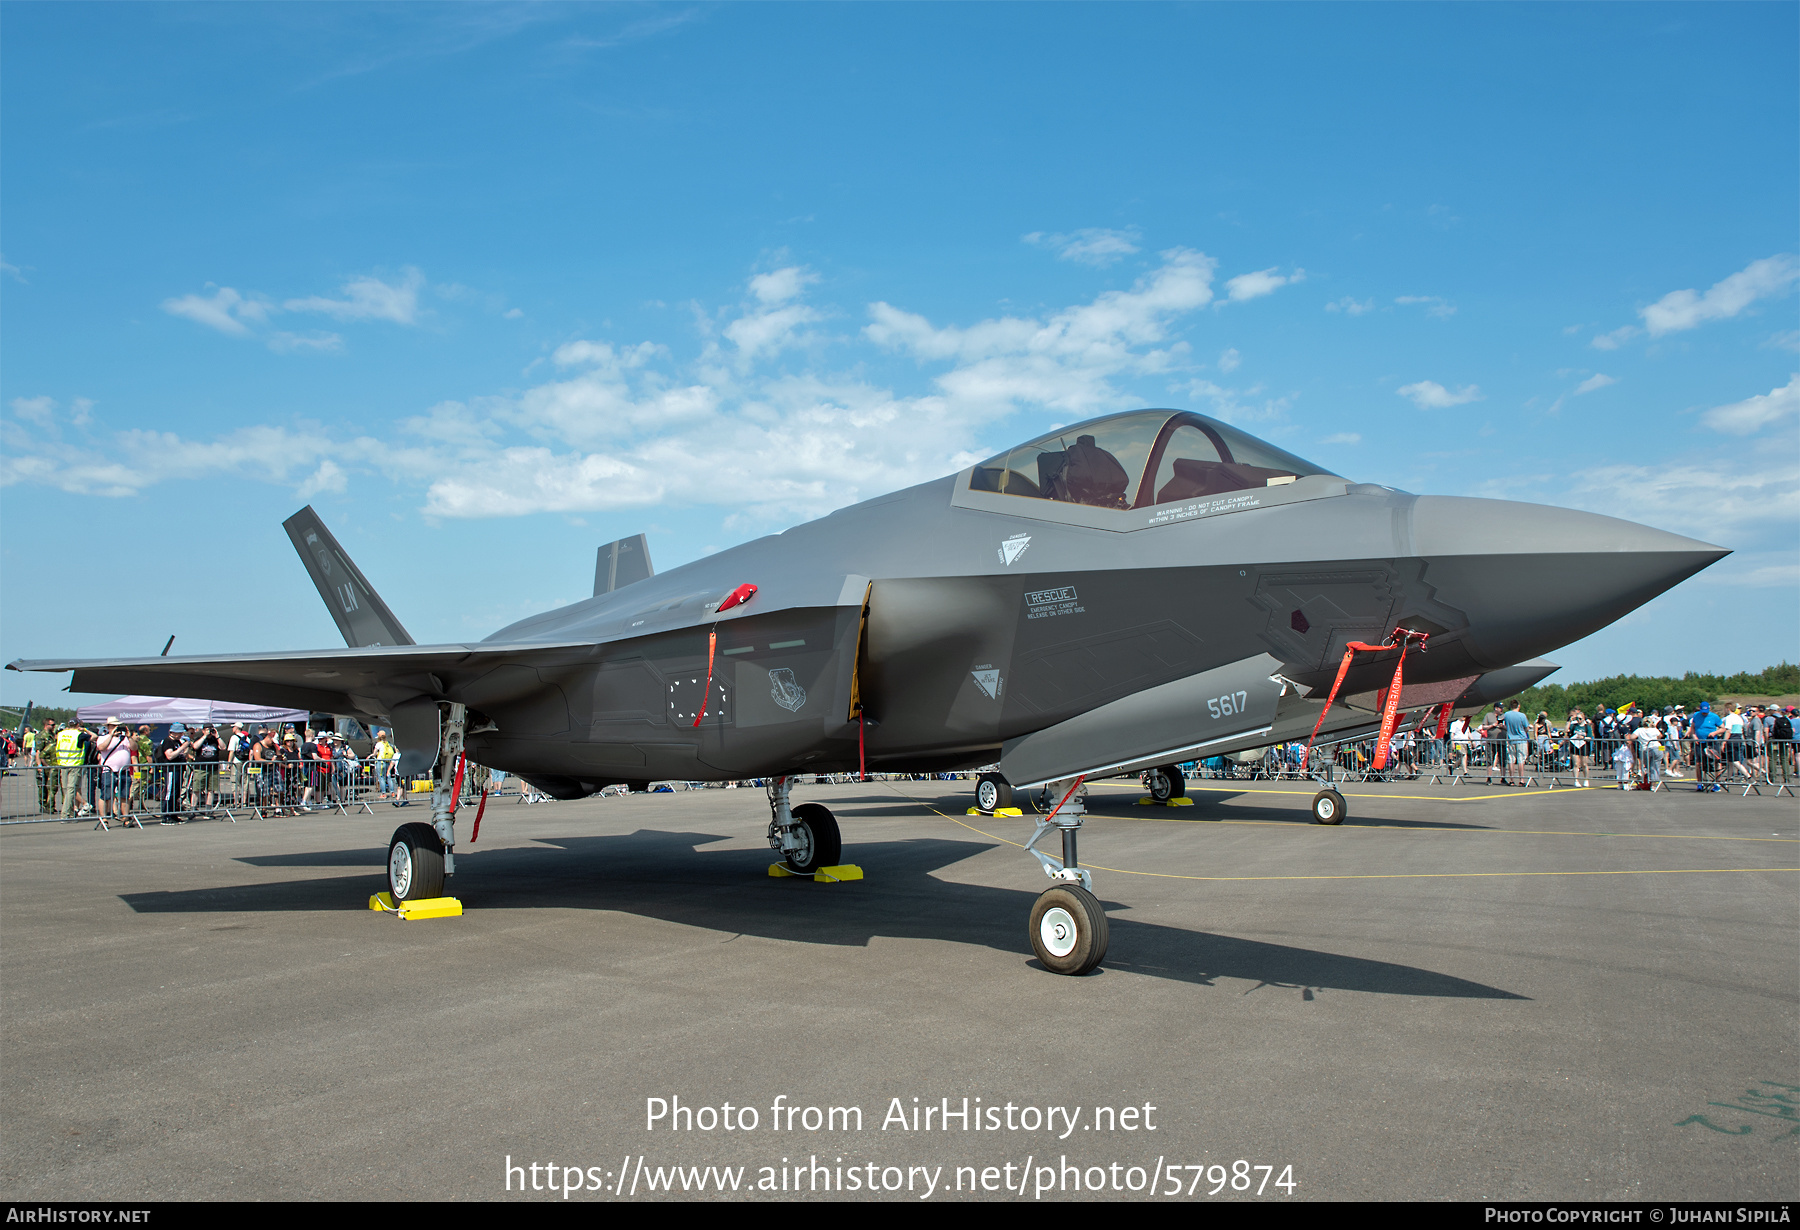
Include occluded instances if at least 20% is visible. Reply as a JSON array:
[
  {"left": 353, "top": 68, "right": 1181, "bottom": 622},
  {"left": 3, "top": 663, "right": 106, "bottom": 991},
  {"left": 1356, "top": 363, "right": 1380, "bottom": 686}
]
[{"left": 1021, "top": 776, "right": 1108, "bottom": 975}]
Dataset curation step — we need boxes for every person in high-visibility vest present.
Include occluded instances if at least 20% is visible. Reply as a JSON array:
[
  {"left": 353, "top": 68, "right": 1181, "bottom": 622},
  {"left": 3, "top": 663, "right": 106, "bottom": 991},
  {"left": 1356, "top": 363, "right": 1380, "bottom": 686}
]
[{"left": 54, "top": 722, "right": 91, "bottom": 817}]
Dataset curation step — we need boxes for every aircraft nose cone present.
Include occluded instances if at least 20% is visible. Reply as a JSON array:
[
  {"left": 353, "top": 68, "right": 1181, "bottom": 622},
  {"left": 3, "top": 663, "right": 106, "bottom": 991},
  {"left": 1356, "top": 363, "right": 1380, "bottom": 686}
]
[{"left": 1410, "top": 496, "right": 1728, "bottom": 670}]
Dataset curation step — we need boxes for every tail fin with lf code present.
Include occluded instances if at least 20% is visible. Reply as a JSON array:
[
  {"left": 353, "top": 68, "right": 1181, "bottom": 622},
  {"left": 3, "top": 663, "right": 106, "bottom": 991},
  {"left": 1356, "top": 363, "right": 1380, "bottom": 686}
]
[{"left": 282, "top": 505, "right": 416, "bottom": 649}]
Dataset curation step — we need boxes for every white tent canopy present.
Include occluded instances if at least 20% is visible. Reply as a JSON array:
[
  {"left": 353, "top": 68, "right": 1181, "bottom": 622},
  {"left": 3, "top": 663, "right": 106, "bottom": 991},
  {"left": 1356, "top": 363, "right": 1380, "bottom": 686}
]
[{"left": 75, "top": 695, "right": 310, "bottom": 726}]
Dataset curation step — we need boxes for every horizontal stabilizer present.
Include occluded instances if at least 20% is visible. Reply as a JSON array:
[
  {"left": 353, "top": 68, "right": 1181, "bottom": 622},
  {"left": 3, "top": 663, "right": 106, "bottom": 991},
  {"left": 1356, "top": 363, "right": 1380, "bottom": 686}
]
[
  {"left": 283, "top": 506, "right": 415, "bottom": 648},
  {"left": 594, "top": 534, "right": 654, "bottom": 597}
]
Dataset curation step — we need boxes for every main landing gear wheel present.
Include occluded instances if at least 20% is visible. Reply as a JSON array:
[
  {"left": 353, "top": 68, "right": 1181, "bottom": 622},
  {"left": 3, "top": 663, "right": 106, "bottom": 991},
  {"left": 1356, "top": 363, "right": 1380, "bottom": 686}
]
[
  {"left": 975, "top": 772, "right": 1012, "bottom": 814},
  {"left": 1310, "top": 788, "right": 1346, "bottom": 826},
  {"left": 1145, "top": 765, "right": 1186, "bottom": 802},
  {"left": 388, "top": 822, "right": 445, "bottom": 901},
  {"left": 1029, "top": 884, "right": 1109, "bottom": 976},
  {"left": 784, "top": 803, "right": 842, "bottom": 875}
]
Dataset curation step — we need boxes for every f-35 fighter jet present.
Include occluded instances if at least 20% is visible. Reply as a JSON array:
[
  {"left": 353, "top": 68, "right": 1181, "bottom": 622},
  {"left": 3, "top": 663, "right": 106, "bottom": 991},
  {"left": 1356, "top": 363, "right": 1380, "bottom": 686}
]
[{"left": 9, "top": 408, "right": 1726, "bottom": 974}]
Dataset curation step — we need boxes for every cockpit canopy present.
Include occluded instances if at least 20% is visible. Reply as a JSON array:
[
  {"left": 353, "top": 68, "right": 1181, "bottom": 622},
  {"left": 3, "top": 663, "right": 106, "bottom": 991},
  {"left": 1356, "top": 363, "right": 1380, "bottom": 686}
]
[{"left": 969, "top": 409, "right": 1336, "bottom": 510}]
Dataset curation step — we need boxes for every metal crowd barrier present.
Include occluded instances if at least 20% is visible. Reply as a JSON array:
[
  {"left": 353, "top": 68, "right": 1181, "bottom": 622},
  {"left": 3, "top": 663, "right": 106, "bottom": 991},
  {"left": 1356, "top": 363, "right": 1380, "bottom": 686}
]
[
  {"left": 1184, "top": 733, "right": 1794, "bottom": 797},
  {"left": 1, "top": 736, "right": 1790, "bottom": 829},
  {"left": 0, "top": 757, "right": 415, "bottom": 827}
]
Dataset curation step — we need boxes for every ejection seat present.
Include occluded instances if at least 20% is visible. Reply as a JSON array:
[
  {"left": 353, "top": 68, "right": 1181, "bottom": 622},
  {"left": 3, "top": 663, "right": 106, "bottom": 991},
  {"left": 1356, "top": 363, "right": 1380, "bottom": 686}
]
[{"left": 1039, "top": 435, "right": 1131, "bottom": 508}]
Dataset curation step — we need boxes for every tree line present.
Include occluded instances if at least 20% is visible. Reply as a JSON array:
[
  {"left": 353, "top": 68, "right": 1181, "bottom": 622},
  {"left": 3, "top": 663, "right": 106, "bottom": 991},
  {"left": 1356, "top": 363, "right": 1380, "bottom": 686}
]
[{"left": 1510, "top": 663, "right": 1798, "bottom": 719}]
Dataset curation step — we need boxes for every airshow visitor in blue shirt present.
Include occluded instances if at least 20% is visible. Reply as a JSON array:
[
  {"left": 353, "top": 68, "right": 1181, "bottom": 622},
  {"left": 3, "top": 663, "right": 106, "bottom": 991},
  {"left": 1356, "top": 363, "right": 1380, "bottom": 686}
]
[{"left": 1502, "top": 701, "right": 1533, "bottom": 786}]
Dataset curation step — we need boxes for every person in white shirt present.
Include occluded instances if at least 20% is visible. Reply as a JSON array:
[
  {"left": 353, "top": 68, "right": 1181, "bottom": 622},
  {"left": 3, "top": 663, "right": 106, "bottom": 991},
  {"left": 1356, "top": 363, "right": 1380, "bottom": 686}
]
[{"left": 1632, "top": 720, "right": 1665, "bottom": 786}]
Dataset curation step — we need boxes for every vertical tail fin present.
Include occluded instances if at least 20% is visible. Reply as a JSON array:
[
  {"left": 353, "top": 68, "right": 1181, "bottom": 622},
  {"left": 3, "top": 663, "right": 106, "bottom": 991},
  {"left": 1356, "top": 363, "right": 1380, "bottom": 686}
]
[
  {"left": 594, "top": 533, "right": 654, "bottom": 597},
  {"left": 282, "top": 506, "right": 416, "bottom": 648}
]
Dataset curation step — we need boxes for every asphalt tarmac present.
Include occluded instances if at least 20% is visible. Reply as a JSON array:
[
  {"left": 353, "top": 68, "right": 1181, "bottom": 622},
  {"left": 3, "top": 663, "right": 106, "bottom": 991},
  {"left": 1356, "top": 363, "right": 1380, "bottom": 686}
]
[{"left": 2, "top": 777, "right": 1795, "bottom": 1202}]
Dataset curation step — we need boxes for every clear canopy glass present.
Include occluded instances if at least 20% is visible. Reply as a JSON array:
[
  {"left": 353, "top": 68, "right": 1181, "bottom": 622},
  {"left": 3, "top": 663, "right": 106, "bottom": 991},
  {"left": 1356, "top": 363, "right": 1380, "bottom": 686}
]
[{"left": 969, "top": 409, "right": 1336, "bottom": 510}]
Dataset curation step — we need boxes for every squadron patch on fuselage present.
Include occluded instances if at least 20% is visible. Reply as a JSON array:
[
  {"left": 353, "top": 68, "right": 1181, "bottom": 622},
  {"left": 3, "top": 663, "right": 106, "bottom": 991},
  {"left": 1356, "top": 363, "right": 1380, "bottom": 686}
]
[{"left": 768, "top": 668, "right": 807, "bottom": 713}]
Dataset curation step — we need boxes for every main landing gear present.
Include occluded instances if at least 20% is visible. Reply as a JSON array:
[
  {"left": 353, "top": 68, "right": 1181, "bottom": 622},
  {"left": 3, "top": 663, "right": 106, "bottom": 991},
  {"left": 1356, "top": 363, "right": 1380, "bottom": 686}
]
[
  {"left": 1310, "top": 787, "right": 1346, "bottom": 825},
  {"left": 387, "top": 702, "right": 466, "bottom": 902},
  {"left": 1143, "top": 764, "right": 1186, "bottom": 802},
  {"left": 1021, "top": 776, "right": 1107, "bottom": 976},
  {"left": 767, "top": 776, "right": 841, "bottom": 875}
]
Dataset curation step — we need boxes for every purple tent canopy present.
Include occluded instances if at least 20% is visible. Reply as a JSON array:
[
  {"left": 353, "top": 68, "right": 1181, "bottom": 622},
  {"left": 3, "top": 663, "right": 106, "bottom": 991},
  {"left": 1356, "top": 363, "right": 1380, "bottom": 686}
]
[{"left": 75, "top": 695, "right": 310, "bottom": 726}]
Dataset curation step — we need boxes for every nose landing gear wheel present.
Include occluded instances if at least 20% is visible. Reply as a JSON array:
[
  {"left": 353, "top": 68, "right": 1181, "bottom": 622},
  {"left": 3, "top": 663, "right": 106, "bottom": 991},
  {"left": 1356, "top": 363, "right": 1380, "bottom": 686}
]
[
  {"left": 1029, "top": 884, "right": 1109, "bottom": 975},
  {"left": 1145, "top": 765, "right": 1185, "bottom": 802},
  {"left": 975, "top": 772, "right": 1012, "bottom": 814},
  {"left": 784, "top": 803, "right": 842, "bottom": 875},
  {"left": 1310, "top": 788, "right": 1346, "bottom": 825},
  {"left": 387, "top": 822, "right": 445, "bottom": 900}
]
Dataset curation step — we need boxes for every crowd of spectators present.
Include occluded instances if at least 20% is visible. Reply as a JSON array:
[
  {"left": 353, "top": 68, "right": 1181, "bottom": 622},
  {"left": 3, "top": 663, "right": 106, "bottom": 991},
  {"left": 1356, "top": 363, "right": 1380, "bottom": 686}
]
[
  {"left": 7, "top": 717, "right": 404, "bottom": 823},
  {"left": 1208, "top": 698, "right": 1796, "bottom": 790}
]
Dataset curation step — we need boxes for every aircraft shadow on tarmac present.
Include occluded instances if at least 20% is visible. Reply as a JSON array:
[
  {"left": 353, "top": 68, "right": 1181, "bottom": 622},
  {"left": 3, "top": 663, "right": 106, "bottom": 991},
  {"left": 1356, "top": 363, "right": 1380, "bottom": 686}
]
[{"left": 124, "top": 828, "right": 1526, "bottom": 1000}]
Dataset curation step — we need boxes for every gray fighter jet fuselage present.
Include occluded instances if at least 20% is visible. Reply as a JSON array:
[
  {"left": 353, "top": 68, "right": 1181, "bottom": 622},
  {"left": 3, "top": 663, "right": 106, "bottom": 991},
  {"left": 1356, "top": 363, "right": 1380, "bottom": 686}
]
[{"left": 10, "top": 408, "right": 1725, "bottom": 973}]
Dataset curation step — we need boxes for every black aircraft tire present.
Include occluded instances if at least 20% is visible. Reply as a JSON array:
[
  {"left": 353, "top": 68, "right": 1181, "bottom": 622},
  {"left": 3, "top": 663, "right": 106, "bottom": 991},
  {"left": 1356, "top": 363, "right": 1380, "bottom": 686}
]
[
  {"left": 1311, "top": 788, "right": 1346, "bottom": 826},
  {"left": 1029, "top": 884, "right": 1109, "bottom": 976},
  {"left": 388, "top": 822, "right": 445, "bottom": 901},
  {"left": 785, "top": 803, "right": 842, "bottom": 875},
  {"left": 975, "top": 772, "right": 1013, "bottom": 814},
  {"left": 1146, "top": 765, "right": 1186, "bottom": 802}
]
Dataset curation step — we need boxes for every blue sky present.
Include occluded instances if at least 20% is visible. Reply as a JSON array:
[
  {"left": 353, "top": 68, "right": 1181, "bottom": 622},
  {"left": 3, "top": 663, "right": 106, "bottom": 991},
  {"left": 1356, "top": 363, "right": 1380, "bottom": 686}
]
[{"left": 3, "top": 2, "right": 1796, "bottom": 708}]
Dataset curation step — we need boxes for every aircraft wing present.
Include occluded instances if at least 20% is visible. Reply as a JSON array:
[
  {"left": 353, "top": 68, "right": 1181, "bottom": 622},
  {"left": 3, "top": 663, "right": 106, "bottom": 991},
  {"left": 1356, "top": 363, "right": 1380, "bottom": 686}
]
[
  {"left": 6, "top": 642, "right": 599, "bottom": 721},
  {"left": 7, "top": 641, "right": 607, "bottom": 777}
]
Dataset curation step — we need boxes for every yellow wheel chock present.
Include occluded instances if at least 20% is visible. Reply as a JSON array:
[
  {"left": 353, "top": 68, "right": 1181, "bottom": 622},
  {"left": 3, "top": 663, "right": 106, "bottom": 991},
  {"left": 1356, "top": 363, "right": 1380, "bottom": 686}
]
[
  {"left": 768, "top": 864, "right": 864, "bottom": 882},
  {"left": 368, "top": 891, "right": 464, "bottom": 920}
]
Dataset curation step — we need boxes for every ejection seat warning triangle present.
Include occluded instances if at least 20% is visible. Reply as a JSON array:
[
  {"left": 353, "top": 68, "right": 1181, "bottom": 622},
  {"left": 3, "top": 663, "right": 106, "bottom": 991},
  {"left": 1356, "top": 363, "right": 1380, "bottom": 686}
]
[
  {"left": 998, "top": 534, "right": 1031, "bottom": 566},
  {"left": 971, "top": 669, "right": 1003, "bottom": 700}
]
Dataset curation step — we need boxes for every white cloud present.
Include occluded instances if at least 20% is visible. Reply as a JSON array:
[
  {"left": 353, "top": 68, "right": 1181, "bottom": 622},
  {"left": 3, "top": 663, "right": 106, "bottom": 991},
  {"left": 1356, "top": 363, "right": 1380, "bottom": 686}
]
[
  {"left": 1180, "top": 378, "right": 1292, "bottom": 427},
  {"left": 725, "top": 303, "right": 820, "bottom": 360},
  {"left": 1574, "top": 373, "right": 1616, "bottom": 395},
  {"left": 8, "top": 249, "right": 1280, "bottom": 523},
  {"left": 1325, "top": 297, "right": 1374, "bottom": 315},
  {"left": 1022, "top": 227, "right": 1142, "bottom": 267},
  {"left": 8, "top": 395, "right": 89, "bottom": 427},
  {"left": 1398, "top": 380, "right": 1482, "bottom": 409},
  {"left": 0, "top": 424, "right": 334, "bottom": 497},
  {"left": 1218, "top": 347, "right": 1241, "bottom": 373},
  {"left": 1565, "top": 456, "right": 1800, "bottom": 536},
  {"left": 1700, "top": 374, "right": 1799, "bottom": 436},
  {"left": 284, "top": 268, "right": 424, "bottom": 324},
  {"left": 296, "top": 459, "right": 347, "bottom": 498},
  {"left": 10, "top": 396, "right": 56, "bottom": 425},
  {"left": 1, "top": 256, "right": 27, "bottom": 284},
  {"left": 1320, "top": 432, "right": 1362, "bottom": 446},
  {"left": 1640, "top": 254, "right": 1800, "bottom": 337},
  {"left": 748, "top": 266, "right": 819, "bottom": 305},
  {"left": 503, "top": 307, "right": 524, "bottom": 320},
  {"left": 161, "top": 285, "right": 271, "bottom": 336},
  {"left": 1590, "top": 325, "right": 1638, "bottom": 350},
  {"left": 552, "top": 339, "right": 663, "bottom": 369},
  {"left": 1224, "top": 267, "right": 1304, "bottom": 302},
  {"left": 268, "top": 331, "right": 344, "bottom": 354},
  {"left": 1396, "top": 295, "right": 1456, "bottom": 318}
]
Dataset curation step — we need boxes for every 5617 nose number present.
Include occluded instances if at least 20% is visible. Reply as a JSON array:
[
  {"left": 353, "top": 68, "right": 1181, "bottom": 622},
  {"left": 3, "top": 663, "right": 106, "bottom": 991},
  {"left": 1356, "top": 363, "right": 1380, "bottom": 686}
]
[{"left": 1206, "top": 691, "right": 1250, "bottom": 720}]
